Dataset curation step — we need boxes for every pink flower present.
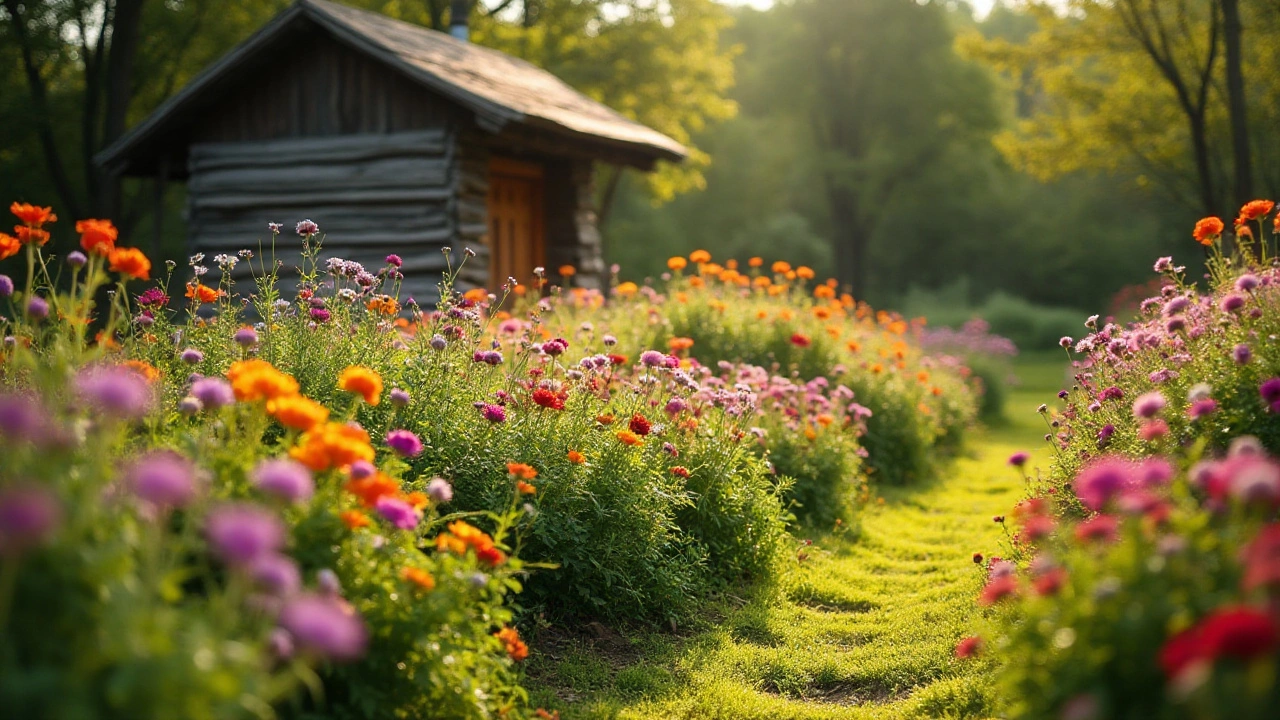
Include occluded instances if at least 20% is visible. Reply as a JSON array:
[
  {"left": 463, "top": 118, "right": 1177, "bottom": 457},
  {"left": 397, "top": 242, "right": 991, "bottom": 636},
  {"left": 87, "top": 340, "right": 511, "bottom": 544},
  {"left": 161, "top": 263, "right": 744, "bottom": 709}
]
[
  {"left": 954, "top": 636, "right": 982, "bottom": 659},
  {"left": 1074, "top": 515, "right": 1119, "bottom": 544},
  {"left": 978, "top": 575, "right": 1019, "bottom": 606}
]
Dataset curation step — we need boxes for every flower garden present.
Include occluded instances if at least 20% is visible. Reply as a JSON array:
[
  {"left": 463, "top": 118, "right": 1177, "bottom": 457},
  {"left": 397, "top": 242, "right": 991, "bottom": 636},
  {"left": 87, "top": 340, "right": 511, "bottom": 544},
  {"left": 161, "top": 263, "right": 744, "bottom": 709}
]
[{"left": 3, "top": 198, "right": 1280, "bottom": 719}]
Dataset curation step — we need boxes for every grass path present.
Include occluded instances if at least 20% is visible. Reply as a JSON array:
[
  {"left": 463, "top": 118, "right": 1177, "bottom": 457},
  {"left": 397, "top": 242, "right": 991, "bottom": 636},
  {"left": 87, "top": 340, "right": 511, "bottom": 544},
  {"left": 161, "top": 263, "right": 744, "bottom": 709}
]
[{"left": 525, "top": 358, "right": 1067, "bottom": 719}]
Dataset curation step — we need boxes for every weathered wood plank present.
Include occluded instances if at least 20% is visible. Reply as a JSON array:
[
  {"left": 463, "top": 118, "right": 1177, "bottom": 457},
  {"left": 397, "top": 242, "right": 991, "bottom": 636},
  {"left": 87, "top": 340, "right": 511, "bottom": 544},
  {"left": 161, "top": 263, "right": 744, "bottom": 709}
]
[
  {"left": 190, "top": 131, "right": 450, "bottom": 171},
  {"left": 191, "top": 187, "right": 453, "bottom": 210},
  {"left": 188, "top": 156, "right": 451, "bottom": 194}
]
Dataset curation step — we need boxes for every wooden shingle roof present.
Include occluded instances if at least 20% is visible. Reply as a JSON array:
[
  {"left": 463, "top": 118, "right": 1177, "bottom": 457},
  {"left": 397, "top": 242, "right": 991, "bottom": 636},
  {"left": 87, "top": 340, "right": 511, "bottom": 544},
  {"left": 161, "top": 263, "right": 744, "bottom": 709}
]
[{"left": 97, "top": 0, "right": 687, "bottom": 175}]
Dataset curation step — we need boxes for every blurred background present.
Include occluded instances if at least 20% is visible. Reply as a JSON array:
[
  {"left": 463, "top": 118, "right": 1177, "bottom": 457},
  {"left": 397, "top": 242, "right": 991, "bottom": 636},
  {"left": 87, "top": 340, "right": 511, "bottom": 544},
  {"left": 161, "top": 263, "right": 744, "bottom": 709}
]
[{"left": 3, "top": 0, "right": 1276, "bottom": 350}]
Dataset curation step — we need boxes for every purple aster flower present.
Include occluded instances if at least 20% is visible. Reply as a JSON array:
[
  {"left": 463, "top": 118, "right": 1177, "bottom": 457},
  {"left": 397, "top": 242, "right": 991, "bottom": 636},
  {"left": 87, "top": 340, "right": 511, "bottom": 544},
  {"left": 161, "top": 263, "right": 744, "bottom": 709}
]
[
  {"left": 178, "top": 397, "right": 202, "bottom": 415},
  {"left": 426, "top": 477, "right": 453, "bottom": 504},
  {"left": 0, "top": 275, "right": 13, "bottom": 297},
  {"left": 278, "top": 593, "right": 368, "bottom": 662},
  {"left": 1261, "top": 378, "right": 1280, "bottom": 406},
  {"left": 26, "top": 296, "right": 48, "bottom": 320},
  {"left": 389, "top": 388, "right": 410, "bottom": 407},
  {"left": 374, "top": 496, "right": 419, "bottom": 530},
  {"left": 483, "top": 350, "right": 503, "bottom": 365},
  {"left": 1075, "top": 458, "right": 1133, "bottom": 511},
  {"left": 180, "top": 348, "right": 204, "bottom": 364},
  {"left": 603, "top": 334, "right": 618, "bottom": 347},
  {"left": 134, "top": 313, "right": 155, "bottom": 328},
  {"left": 481, "top": 403, "right": 506, "bottom": 423},
  {"left": 664, "top": 398, "right": 687, "bottom": 416},
  {"left": 1148, "top": 369, "right": 1178, "bottom": 384},
  {"left": 66, "top": 251, "right": 87, "bottom": 268},
  {"left": 234, "top": 327, "right": 259, "bottom": 346},
  {"left": 1236, "top": 273, "right": 1260, "bottom": 293},
  {"left": 1163, "top": 296, "right": 1189, "bottom": 315},
  {"left": 316, "top": 568, "right": 342, "bottom": 597},
  {"left": 1164, "top": 317, "right": 1185, "bottom": 333},
  {"left": 1188, "top": 398, "right": 1218, "bottom": 420},
  {"left": 250, "top": 552, "right": 302, "bottom": 596},
  {"left": 136, "top": 287, "right": 168, "bottom": 307},
  {"left": 0, "top": 484, "right": 61, "bottom": 554},
  {"left": 348, "top": 461, "right": 376, "bottom": 481},
  {"left": 75, "top": 366, "right": 154, "bottom": 420},
  {"left": 1220, "top": 294, "right": 1246, "bottom": 313},
  {"left": 1234, "top": 343, "right": 1253, "bottom": 365},
  {"left": 1100, "top": 386, "right": 1124, "bottom": 402},
  {"left": 251, "top": 458, "right": 315, "bottom": 504},
  {"left": 1007, "top": 451, "right": 1030, "bottom": 468},
  {"left": 295, "top": 219, "right": 319, "bottom": 236},
  {"left": 1153, "top": 256, "right": 1173, "bottom": 273},
  {"left": 1096, "top": 423, "right": 1115, "bottom": 449},
  {"left": 127, "top": 451, "right": 200, "bottom": 509},
  {"left": 429, "top": 334, "right": 447, "bottom": 351},
  {"left": 385, "top": 254, "right": 402, "bottom": 268},
  {"left": 1132, "top": 391, "right": 1166, "bottom": 419},
  {"left": 191, "top": 377, "right": 235, "bottom": 409},
  {"left": 310, "top": 307, "right": 331, "bottom": 323},
  {"left": 0, "top": 393, "right": 47, "bottom": 444},
  {"left": 205, "top": 503, "right": 285, "bottom": 566},
  {"left": 385, "top": 429, "right": 424, "bottom": 458},
  {"left": 640, "top": 350, "right": 665, "bottom": 367}
]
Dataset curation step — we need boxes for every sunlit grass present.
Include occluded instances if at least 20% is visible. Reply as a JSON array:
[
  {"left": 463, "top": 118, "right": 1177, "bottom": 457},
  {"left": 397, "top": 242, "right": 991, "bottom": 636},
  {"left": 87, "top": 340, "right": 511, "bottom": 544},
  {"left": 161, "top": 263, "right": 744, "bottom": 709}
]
[{"left": 523, "top": 358, "right": 1067, "bottom": 718}]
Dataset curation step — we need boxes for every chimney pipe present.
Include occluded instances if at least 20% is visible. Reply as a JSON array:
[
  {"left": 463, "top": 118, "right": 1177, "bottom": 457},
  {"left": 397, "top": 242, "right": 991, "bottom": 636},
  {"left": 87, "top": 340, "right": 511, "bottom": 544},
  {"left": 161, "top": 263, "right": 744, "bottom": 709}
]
[{"left": 449, "top": 0, "right": 470, "bottom": 41}]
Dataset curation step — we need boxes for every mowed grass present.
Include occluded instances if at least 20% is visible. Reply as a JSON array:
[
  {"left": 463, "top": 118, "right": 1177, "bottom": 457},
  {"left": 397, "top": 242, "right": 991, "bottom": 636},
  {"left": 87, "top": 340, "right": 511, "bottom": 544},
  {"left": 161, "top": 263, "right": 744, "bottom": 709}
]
[{"left": 523, "top": 356, "right": 1071, "bottom": 719}]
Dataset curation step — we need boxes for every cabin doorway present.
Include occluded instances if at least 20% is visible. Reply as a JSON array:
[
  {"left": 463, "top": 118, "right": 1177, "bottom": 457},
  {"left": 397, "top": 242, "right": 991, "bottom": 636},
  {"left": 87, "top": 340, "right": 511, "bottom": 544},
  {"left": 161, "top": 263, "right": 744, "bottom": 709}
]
[{"left": 486, "top": 157, "right": 545, "bottom": 292}]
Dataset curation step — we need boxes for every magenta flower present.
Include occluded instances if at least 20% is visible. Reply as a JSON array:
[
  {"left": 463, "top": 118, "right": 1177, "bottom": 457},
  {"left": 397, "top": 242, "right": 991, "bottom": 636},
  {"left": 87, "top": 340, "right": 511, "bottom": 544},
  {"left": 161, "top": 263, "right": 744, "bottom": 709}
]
[
  {"left": 426, "top": 477, "right": 453, "bottom": 504},
  {"left": 1234, "top": 343, "right": 1253, "bottom": 365},
  {"left": 295, "top": 219, "right": 319, "bottom": 236},
  {"left": 191, "top": 377, "right": 235, "bottom": 409},
  {"left": 278, "top": 593, "right": 368, "bottom": 662},
  {"left": 1074, "top": 515, "right": 1119, "bottom": 544},
  {"left": 1220, "top": 294, "right": 1246, "bottom": 313},
  {"left": 251, "top": 458, "right": 314, "bottom": 504},
  {"left": 374, "top": 496, "right": 419, "bottom": 530},
  {"left": 385, "top": 254, "right": 402, "bottom": 268},
  {"left": 136, "top": 287, "right": 168, "bottom": 307},
  {"left": 0, "top": 485, "right": 61, "bottom": 554},
  {"left": 310, "top": 307, "right": 331, "bottom": 323},
  {"left": 1236, "top": 273, "right": 1260, "bottom": 292},
  {"left": 480, "top": 403, "right": 506, "bottom": 423},
  {"left": 1261, "top": 378, "right": 1280, "bottom": 406},
  {"left": 1007, "top": 451, "right": 1030, "bottom": 468},
  {"left": 1138, "top": 419, "right": 1169, "bottom": 441},
  {"left": 127, "top": 451, "right": 200, "bottom": 509},
  {"left": 1074, "top": 458, "right": 1134, "bottom": 511},
  {"left": 1188, "top": 398, "right": 1218, "bottom": 420},
  {"left": 249, "top": 552, "right": 302, "bottom": 596},
  {"left": 348, "top": 460, "right": 376, "bottom": 480},
  {"left": 639, "top": 350, "right": 665, "bottom": 367},
  {"left": 1132, "top": 391, "right": 1166, "bottom": 419},
  {"left": 385, "top": 429, "right": 424, "bottom": 458},
  {"left": 205, "top": 504, "right": 285, "bottom": 566},
  {"left": 75, "top": 366, "right": 154, "bottom": 420}
]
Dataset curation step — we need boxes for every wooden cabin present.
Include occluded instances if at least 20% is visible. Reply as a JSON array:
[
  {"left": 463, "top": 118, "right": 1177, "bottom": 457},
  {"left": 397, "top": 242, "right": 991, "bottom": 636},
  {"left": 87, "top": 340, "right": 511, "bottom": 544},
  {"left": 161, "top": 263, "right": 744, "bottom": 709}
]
[{"left": 96, "top": 0, "right": 685, "bottom": 300}]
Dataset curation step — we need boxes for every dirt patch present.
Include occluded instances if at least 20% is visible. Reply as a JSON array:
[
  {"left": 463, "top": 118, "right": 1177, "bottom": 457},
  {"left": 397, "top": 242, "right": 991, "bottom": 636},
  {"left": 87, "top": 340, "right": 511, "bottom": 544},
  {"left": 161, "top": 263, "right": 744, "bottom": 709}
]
[{"left": 793, "top": 596, "right": 878, "bottom": 614}]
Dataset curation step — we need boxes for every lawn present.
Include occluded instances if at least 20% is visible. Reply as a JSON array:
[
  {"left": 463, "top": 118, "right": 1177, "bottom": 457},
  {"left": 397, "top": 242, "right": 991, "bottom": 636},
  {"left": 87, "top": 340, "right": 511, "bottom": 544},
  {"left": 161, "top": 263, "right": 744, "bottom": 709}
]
[{"left": 524, "top": 355, "right": 1071, "bottom": 718}]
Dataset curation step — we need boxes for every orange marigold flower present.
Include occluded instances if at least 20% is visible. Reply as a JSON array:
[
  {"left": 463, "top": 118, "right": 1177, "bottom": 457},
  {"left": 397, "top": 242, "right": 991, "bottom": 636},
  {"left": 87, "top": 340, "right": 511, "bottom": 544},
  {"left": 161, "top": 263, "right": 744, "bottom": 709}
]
[
  {"left": 668, "top": 337, "right": 694, "bottom": 352},
  {"left": 689, "top": 249, "right": 712, "bottom": 264},
  {"left": 756, "top": 310, "right": 768, "bottom": 320},
  {"left": 463, "top": 288, "right": 489, "bottom": 303},
  {"left": 596, "top": 413, "right": 616, "bottom": 425},
  {"left": 338, "top": 366, "right": 382, "bottom": 405},
  {"left": 814, "top": 307, "right": 831, "bottom": 320},
  {"left": 752, "top": 276, "right": 771, "bottom": 288},
  {"left": 1239, "top": 199, "right": 1275, "bottom": 221},
  {"left": 615, "top": 281, "right": 639, "bottom": 297},
  {"left": 495, "top": 626, "right": 529, "bottom": 662},
  {"left": 506, "top": 462, "right": 538, "bottom": 480},
  {"left": 748, "top": 257, "right": 763, "bottom": 268},
  {"left": 0, "top": 233, "right": 19, "bottom": 261},
  {"left": 121, "top": 360, "right": 160, "bottom": 383},
  {"left": 185, "top": 282, "right": 221, "bottom": 304},
  {"left": 616, "top": 430, "right": 643, "bottom": 446},
  {"left": 76, "top": 218, "right": 118, "bottom": 256},
  {"left": 404, "top": 491, "right": 430, "bottom": 509},
  {"left": 1192, "top": 216, "right": 1225, "bottom": 245},
  {"left": 725, "top": 259, "right": 738, "bottom": 270},
  {"left": 266, "top": 394, "right": 330, "bottom": 431},
  {"left": 804, "top": 427, "right": 817, "bottom": 441},
  {"left": 228, "top": 359, "right": 299, "bottom": 402},
  {"left": 344, "top": 472, "right": 401, "bottom": 507},
  {"left": 13, "top": 226, "right": 50, "bottom": 246},
  {"left": 291, "top": 422, "right": 375, "bottom": 472},
  {"left": 567, "top": 450, "right": 585, "bottom": 464},
  {"left": 108, "top": 247, "right": 151, "bottom": 280},
  {"left": 365, "top": 295, "right": 399, "bottom": 316},
  {"left": 340, "top": 509, "right": 371, "bottom": 529},
  {"left": 817, "top": 414, "right": 835, "bottom": 427},
  {"left": 516, "top": 480, "right": 537, "bottom": 495},
  {"left": 1238, "top": 224, "right": 1254, "bottom": 238},
  {"left": 771, "top": 260, "right": 792, "bottom": 274},
  {"left": 402, "top": 567, "right": 436, "bottom": 591},
  {"left": 558, "top": 265, "right": 576, "bottom": 277},
  {"left": 795, "top": 266, "right": 815, "bottom": 280},
  {"left": 10, "top": 202, "right": 56, "bottom": 227},
  {"left": 718, "top": 269, "right": 740, "bottom": 283},
  {"left": 667, "top": 256, "right": 688, "bottom": 271}
]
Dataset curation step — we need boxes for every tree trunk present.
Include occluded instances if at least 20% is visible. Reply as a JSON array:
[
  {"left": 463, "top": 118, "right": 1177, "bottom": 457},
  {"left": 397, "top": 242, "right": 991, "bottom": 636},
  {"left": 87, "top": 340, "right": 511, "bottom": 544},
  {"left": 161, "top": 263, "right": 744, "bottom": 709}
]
[
  {"left": 824, "top": 180, "right": 867, "bottom": 299},
  {"left": 1221, "top": 0, "right": 1253, "bottom": 210},
  {"left": 100, "top": 0, "right": 146, "bottom": 218},
  {"left": 1189, "top": 111, "right": 1219, "bottom": 218}
]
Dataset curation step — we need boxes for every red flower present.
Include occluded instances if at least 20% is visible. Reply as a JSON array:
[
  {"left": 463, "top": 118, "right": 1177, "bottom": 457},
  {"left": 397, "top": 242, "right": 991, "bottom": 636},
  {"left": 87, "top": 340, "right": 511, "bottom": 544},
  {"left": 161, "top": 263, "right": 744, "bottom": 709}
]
[
  {"left": 1032, "top": 568, "right": 1068, "bottom": 596},
  {"left": 628, "top": 414, "right": 652, "bottom": 436},
  {"left": 1243, "top": 524, "right": 1280, "bottom": 592},
  {"left": 671, "top": 466, "right": 690, "bottom": 478},
  {"left": 789, "top": 333, "right": 811, "bottom": 348},
  {"left": 978, "top": 575, "right": 1018, "bottom": 606},
  {"left": 1192, "top": 216, "right": 1225, "bottom": 245},
  {"left": 532, "top": 388, "right": 565, "bottom": 410},
  {"left": 1159, "top": 626, "right": 1205, "bottom": 680},
  {"left": 954, "top": 636, "right": 982, "bottom": 659},
  {"left": 607, "top": 354, "right": 628, "bottom": 366},
  {"left": 1074, "top": 515, "right": 1119, "bottom": 544},
  {"left": 1017, "top": 515, "right": 1055, "bottom": 544},
  {"left": 1239, "top": 199, "right": 1275, "bottom": 222},
  {"left": 1159, "top": 606, "right": 1279, "bottom": 680}
]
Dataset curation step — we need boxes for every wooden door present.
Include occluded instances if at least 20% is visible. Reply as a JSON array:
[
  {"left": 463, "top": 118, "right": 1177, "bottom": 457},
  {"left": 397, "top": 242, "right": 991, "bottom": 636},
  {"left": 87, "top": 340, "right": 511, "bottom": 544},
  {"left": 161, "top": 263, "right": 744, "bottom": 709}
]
[{"left": 486, "top": 157, "right": 545, "bottom": 292}]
